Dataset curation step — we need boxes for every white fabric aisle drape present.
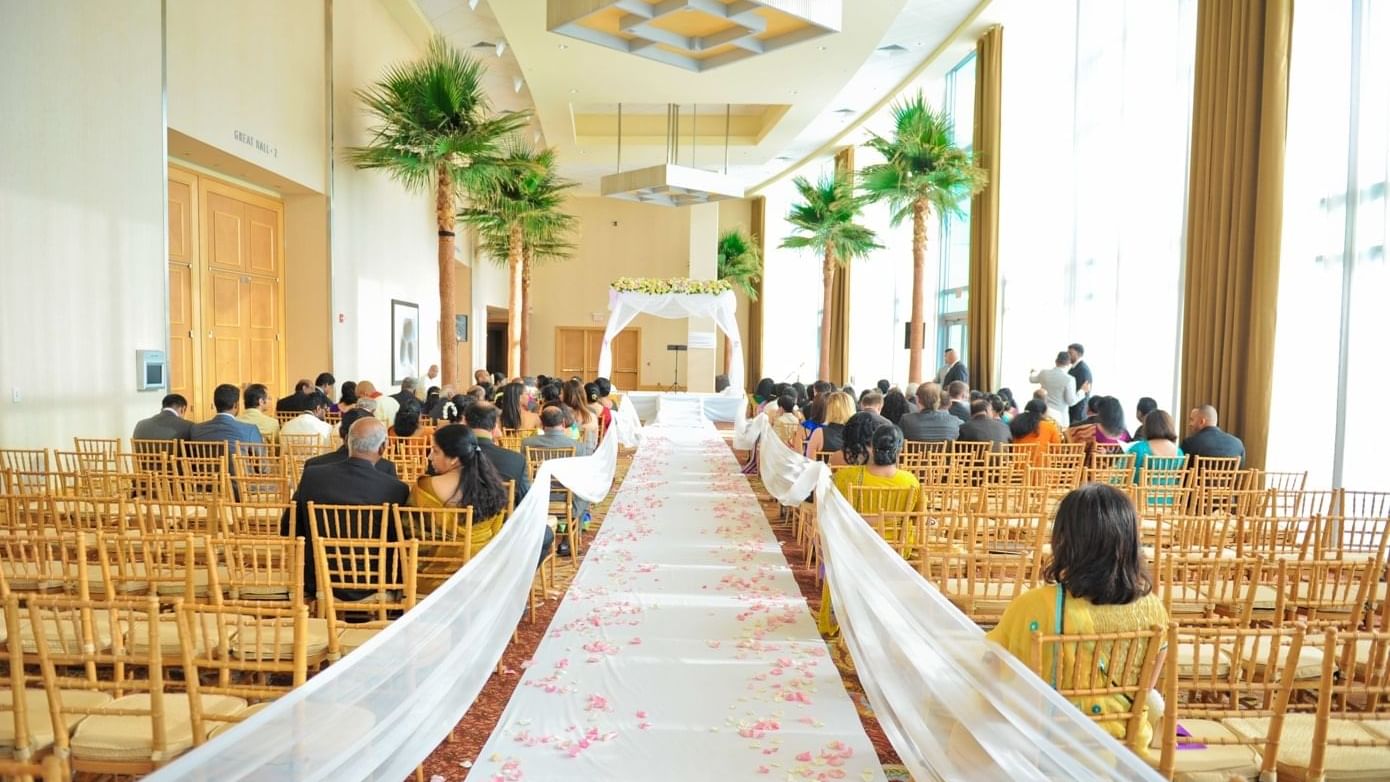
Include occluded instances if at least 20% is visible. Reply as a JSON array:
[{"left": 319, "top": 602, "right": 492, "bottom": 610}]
[
  {"left": 472, "top": 415, "right": 884, "bottom": 782},
  {"left": 597, "top": 289, "right": 747, "bottom": 392},
  {"left": 144, "top": 419, "right": 626, "bottom": 782},
  {"left": 742, "top": 414, "right": 1163, "bottom": 782}
]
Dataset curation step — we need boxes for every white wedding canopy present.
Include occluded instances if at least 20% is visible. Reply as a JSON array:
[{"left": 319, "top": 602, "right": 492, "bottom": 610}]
[{"left": 597, "top": 288, "right": 746, "bottom": 392}]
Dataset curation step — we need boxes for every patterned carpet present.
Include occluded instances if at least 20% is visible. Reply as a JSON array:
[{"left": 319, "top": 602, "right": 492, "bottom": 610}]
[{"left": 414, "top": 439, "right": 912, "bottom": 782}]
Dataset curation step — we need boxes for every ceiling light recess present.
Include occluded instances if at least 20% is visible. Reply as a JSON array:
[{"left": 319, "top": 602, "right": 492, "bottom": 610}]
[
  {"left": 600, "top": 102, "right": 744, "bottom": 207},
  {"left": 547, "top": 0, "right": 841, "bottom": 72}
]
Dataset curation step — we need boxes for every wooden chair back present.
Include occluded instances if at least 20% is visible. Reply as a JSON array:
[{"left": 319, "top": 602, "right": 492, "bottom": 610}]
[
  {"left": 1272, "top": 558, "right": 1380, "bottom": 630},
  {"left": 210, "top": 536, "right": 304, "bottom": 604},
  {"left": 1086, "top": 452, "right": 1135, "bottom": 487},
  {"left": 0, "top": 532, "right": 85, "bottom": 595},
  {"left": 393, "top": 505, "right": 476, "bottom": 594},
  {"left": 313, "top": 539, "right": 418, "bottom": 661},
  {"left": 218, "top": 501, "right": 293, "bottom": 538},
  {"left": 232, "top": 454, "right": 291, "bottom": 503},
  {"left": 307, "top": 502, "right": 391, "bottom": 541},
  {"left": 523, "top": 445, "right": 578, "bottom": 479}
]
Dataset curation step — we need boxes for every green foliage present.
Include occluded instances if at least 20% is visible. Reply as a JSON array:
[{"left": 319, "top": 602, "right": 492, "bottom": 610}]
[
  {"left": 779, "top": 171, "right": 881, "bottom": 265},
  {"left": 717, "top": 230, "right": 763, "bottom": 300},
  {"left": 859, "top": 91, "right": 987, "bottom": 226},
  {"left": 346, "top": 37, "right": 531, "bottom": 195},
  {"left": 461, "top": 137, "right": 579, "bottom": 266}
]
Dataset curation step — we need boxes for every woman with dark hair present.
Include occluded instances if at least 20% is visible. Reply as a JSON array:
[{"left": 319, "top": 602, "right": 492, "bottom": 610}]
[
  {"left": 593, "top": 377, "right": 614, "bottom": 409},
  {"left": 1066, "top": 396, "right": 1131, "bottom": 457},
  {"left": 336, "top": 381, "right": 359, "bottom": 413},
  {"left": 832, "top": 420, "right": 920, "bottom": 502},
  {"left": 411, "top": 424, "right": 511, "bottom": 550},
  {"left": 499, "top": 382, "right": 541, "bottom": 432},
  {"left": 753, "top": 378, "right": 777, "bottom": 409},
  {"left": 442, "top": 394, "right": 471, "bottom": 424},
  {"left": 996, "top": 387, "right": 1019, "bottom": 422},
  {"left": 392, "top": 398, "right": 424, "bottom": 438},
  {"left": 802, "top": 393, "right": 828, "bottom": 445},
  {"left": 988, "top": 483, "right": 1167, "bottom": 748},
  {"left": 1132, "top": 397, "right": 1158, "bottom": 440},
  {"left": 1128, "top": 409, "right": 1183, "bottom": 481},
  {"left": 880, "top": 390, "right": 909, "bottom": 425},
  {"left": 584, "top": 381, "right": 612, "bottom": 438},
  {"left": 1009, "top": 398, "right": 1062, "bottom": 465},
  {"left": 771, "top": 393, "right": 805, "bottom": 452}
]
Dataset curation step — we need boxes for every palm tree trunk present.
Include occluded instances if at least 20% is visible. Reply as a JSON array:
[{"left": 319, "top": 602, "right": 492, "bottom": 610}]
[
  {"left": 436, "top": 166, "right": 457, "bottom": 388},
  {"left": 820, "top": 245, "right": 835, "bottom": 383},
  {"left": 507, "top": 225, "right": 524, "bottom": 378},
  {"left": 908, "top": 199, "right": 928, "bottom": 384},
  {"left": 521, "top": 245, "right": 532, "bottom": 377}
]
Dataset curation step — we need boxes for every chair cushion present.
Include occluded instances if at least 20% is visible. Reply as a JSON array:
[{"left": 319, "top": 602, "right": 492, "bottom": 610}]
[
  {"left": 0, "top": 688, "right": 112, "bottom": 754},
  {"left": 1249, "top": 585, "right": 1280, "bottom": 612},
  {"left": 19, "top": 612, "right": 115, "bottom": 655},
  {"left": 0, "top": 561, "right": 67, "bottom": 591},
  {"left": 1173, "top": 644, "right": 1232, "bottom": 678},
  {"left": 1225, "top": 715, "right": 1390, "bottom": 781},
  {"left": 229, "top": 617, "right": 330, "bottom": 660},
  {"left": 1238, "top": 636, "right": 1325, "bottom": 680},
  {"left": 70, "top": 692, "right": 246, "bottom": 762},
  {"left": 153, "top": 565, "right": 230, "bottom": 597},
  {"left": 337, "top": 625, "right": 382, "bottom": 655},
  {"left": 207, "top": 702, "right": 269, "bottom": 740},
  {"left": 1148, "top": 718, "right": 1262, "bottom": 782},
  {"left": 1166, "top": 585, "right": 1217, "bottom": 614},
  {"left": 127, "top": 614, "right": 208, "bottom": 658},
  {"left": 86, "top": 562, "right": 149, "bottom": 595}
]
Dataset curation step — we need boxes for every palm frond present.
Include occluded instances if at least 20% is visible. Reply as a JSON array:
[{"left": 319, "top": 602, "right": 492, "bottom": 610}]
[
  {"left": 461, "top": 136, "right": 579, "bottom": 268},
  {"left": 717, "top": 229, "right": 763, "bottom": 300},
  {"left": 778, "top": 172, "right": 881, "bottom": 266},
  {"left": 857, "top": 90, "right": 987, "bottom": 220}
]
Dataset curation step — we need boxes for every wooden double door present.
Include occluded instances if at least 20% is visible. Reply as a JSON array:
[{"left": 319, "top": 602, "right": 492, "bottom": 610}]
[
  {"left": 167, "top": 166, "right": 286, "bottom": 416},
  {"left": 556, "top": 327, "right": 639, "bottom": 389}
]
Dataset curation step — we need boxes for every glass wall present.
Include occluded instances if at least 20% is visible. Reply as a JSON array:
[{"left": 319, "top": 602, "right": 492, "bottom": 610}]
[
  {"left": 937, "top": 53, "right": 976, "bottom": 369},
  {"left": 996, "top": 0, "right": 1196, "bottom": 419},
  {"left": 760, "top": 156, "right": 837, "bottom": 385},
  {"left": 1267, "top": 0, "right": 1390, "bottom": 491}
]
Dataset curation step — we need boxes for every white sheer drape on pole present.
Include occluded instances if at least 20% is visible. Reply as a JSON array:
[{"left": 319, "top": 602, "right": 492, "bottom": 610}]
[
  {"left": 742, "top": 413, "right": 1163, "bottom": 782},
  {"left": 144, "top": 418, "right": 628, "bottom": 782},
  {"left": 597, "top": 289, "right": 746, "bottom": 392}
]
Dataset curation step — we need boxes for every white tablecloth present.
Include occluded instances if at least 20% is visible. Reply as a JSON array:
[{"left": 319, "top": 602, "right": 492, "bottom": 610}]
[
  {"left": 473, "top": 418, "right": 884, "bottom": 781},
  {"left": 622, "top": 391, "right": 745, "bottom": 424}
]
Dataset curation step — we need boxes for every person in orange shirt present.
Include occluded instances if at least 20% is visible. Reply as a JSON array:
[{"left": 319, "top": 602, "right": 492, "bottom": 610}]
[{"left": 1009, "top": 398, "right": 1062, "bottom": 465}]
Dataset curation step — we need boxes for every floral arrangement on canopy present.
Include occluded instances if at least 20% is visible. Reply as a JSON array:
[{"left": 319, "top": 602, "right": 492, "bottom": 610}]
[{"left": 611, "top": 277, "right": 732, "bottom": 295}]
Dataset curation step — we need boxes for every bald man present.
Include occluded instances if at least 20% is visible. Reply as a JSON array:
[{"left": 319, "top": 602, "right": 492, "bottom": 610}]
[
  {"left": 1180, "top": 404, "right": 1246, "bottom": 466},
  {"left": 282, "top": 416, "right": 409, "bottom": 599}
]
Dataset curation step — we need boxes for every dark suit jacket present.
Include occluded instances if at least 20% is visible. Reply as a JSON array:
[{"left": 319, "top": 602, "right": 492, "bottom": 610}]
[
  {"left": 948, "top": 401, "right": 971, "bottom": 423},
  {"left": 898, "top": 410, "right": 961, "bottom": 442},
  {"left": 1180, "top": 426, "right": 1246, "bottom": 466},
  {"left": 943, "top": 362, "right": 969, "bottom": 387},
  {"left": 303, "top": 447, "right": 399, "bottom": 479},
  {"left": 132, "top": 410, "right": 193, "bottom": 442},
  {"left": 276, "top": 392, "right": 306, "bottom": 413},
  {"left": 282, "top": 457, "right": 409, "bottom": 599},
  {"left": 1068, "top": 361, "right": 1093, "bottom": 423},
  {"left": 957, "top": 416, "right": 1013, "bottom": 451},
  {"left": 477, "top": 435, "right": 531, "bottom": 502}
]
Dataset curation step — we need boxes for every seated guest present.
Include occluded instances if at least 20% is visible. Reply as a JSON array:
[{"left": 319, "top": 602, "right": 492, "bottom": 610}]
[
  {"left": 801, "top": 393, "right": 827, "bottom": 443},
  {"left": 880, "top": 390, "right": 909, "bottom": 425},
  {"left": 1009, "top": 398, "right": 1062, "bottom": 465},
  {"left": 440, "top": 394, "right": 471, "bottom": 424},
  {"left": 771, "top": 393, "right": 805, "bottom": 452},
  {"left": 832, "top": 421, "right": 921, "bottom": 503},
  {"left": 594, "top": 377, "right": 616, "bottom": 411},
  {"left": 898, "top": 383, "right": 961, "bottom": 443},
  {"left": 280, "top": 391, "right": 333, "bottom": 445},
  {"left": 276, "top": 379, "right": 313, "bottom": 413},
  {"left": 424, "top": 386, "right": 441, "bottom": 415},
  {"left": 903, "top": 383, "right": 920, "bottom": 413},
  {"left": 876, "top": 379, "right": 891, "bottom": 395},
  {"left": 415, "top": 423, "right": 552, "bottom": 565},
  {"left": 858, "top": 390, "right": 884, "bottom": 415},
  {"left": 1065, "top": 396, "right": 1130, "bottom": 457},
  {"left": 1129, "top": 409, "right": 1183, "bottom": 481},
  {"left": 190, "top": 384, "right": 264, "bottom": 459},
  {"left": 987, "top": 484, "right": 1168, "bottom": 749},
  {"left": 474, "top": 368, "right": 492, "bottom": 388},
  {"left": 132, "top": 393, "right": 193, "bottom": 442},
  {"left": 997, "top": 388, "right": 1020, "bottom": 422},
  {"left": 499, "top": 382, "right": 541, "bottom": 432},
  {"left": 838, "top": 411, "right": 889, "bottom": 467},
  {"left": 806, "top": 391, "right": 855, "bottom": 466},
  {"left": 958, "top": 398, "right": 1012, "bottom": 451},
  {"left": 392, "top": 398, "right": 425, "bottom": 438},
  {"left": 584, "top": 382, "right": 611, "bottom": 436},
  {"left": 752, "top": 378, "right": 777, "bottom": 410},
  {"left": 302, "top": 408, "right": 398, "bottom": 478},
  {"left": 357, "top": 380, "right": 399, "bottom": 430},
  {"left": 415, "top": 365, "right": 439, "bottom": 400},
  {"left": 946, "top": 380, "right": 971, "bottom": 423},
  {"left": 391, "top": 377, "right": 418, "bottom": 408},
  {"left": 283, "top": 417, "right": 406, "bottom": 600},
  {"left": 337, "top": 381, "right": 359, "bottom": 413},
  {"left": 236, "top": 383, "right": 280, "bottom": 442},
  {"left": 1180, "top": 404, "right": 1245, "bottom": 465},
  {"left": 524, "top": 405, "right": 592, "bottom": 525},
  {"left": 715, "top": 374, "right": 731, "bottom": 393},
  {"left": 465, "top": 401, "right": 531, "bottom": 501},
  {"left": 315, "top": 372, "right": 336, "bottom": 406},
  {"left": 563, "top": 379, "right": 598, "bottom": 448},
  {"left": 1132, "top": 396, "right": 1158, "bottom": 441}
]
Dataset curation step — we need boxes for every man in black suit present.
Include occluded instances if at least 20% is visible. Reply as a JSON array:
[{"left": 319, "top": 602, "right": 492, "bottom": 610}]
[
  {"left": 132, "top": 393, "right": 193, "bottom": 442},
  {"left": 301, "top": 409, "right": 399, "bottom": 479},
  {"left": 957, "top": 398, "right": 1012, "bottom": 451},
  {"left": 946, "top": 381, "right": 972, "bottom": 423},
  {"left": 1181, "top": 404, "right": 1246, "bottom": 466},
  {"left": 391, "top": 377, "right": 419, "bottom": 408},
  {"left": 277, "top": 379, "right": 314, "bottom": 413},
  {"left": 1067, "top": 343, "right": 1093, "bottom": 425},
  {"left": 283, "top": 417, "right": 408, "bottom": 599},
  {"left": 464, "top": 401, "right": 530, "bottom": 502},
  {"left": 935, "top": 348, "right": 969, "bottom": 387}
]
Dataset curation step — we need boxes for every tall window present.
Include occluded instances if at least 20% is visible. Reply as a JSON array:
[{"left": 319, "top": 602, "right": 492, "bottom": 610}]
[
  {"left": 760, "top": 157, "right": 837, "bottom": 385},
  {"left": 937, "top": 53, "right": 976, "bottom": 366},
  {"left": 996, "top": 0, "right": 1196, "bottom": 415},
  {"left": 1267, "top": 0, "right": 1389, "bottom": 491}
]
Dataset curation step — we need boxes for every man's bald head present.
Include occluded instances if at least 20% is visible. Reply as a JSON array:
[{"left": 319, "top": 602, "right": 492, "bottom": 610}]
[
  {"left": 347, "top": 416, "right": 387, "bottom": 460},
  {"left": 1189, "top": 404, "right": 1219, "bottom": 433}
]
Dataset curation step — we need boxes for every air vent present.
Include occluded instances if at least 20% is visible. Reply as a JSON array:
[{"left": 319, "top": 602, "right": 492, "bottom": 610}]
[
  {"left": 877, "top": 44, "right": 908, "bottom": 54},
  {"left": 471, "top": 41, "right": 495, "bottom": 49},
  {"left": 832, "top": 108, "right": 855, "bottom": 115}
]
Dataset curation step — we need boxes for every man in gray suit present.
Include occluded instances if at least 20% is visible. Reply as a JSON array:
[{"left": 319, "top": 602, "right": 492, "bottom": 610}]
[
  {"left": 132, "top": 393, "right": 193, "bottom": 442},
  {"left": 897, "top": 383, "right": 961, "bottom": 442},
  {"left": 190, "top": 383, "right": 265, "bottom": 458},
  {"left": 1029, "top": 352, "right": 1081, "bottom": 426},
  {"left": 522, "top": 405, "right": 589, "bottom": 555}
]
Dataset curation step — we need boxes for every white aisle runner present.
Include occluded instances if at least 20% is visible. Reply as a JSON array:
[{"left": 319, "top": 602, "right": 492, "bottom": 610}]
[{"left": 474, "top": 418, "right": 886, "bottom": 782}]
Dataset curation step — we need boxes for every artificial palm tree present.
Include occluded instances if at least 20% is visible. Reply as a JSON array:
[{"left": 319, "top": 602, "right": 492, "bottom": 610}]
[
  {"left": 717, "top": 229, "right": 762, "bottom": 377},
  {"left": 859, "top": 91, "right": 987, "bottom": 384},
  {"left": 780, "top": 172, "right": 880, "bottom": 382},
  {"left": 347, "top": 37, "right": 530, "bottom": 387},
  {"left": 462, "top": 138, "right": 577, "bottom": 376}
]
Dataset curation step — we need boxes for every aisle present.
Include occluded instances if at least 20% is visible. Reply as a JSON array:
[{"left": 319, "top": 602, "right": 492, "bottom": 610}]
[{"left": 472, "top": 417, "right": 885, "bottom": 782}]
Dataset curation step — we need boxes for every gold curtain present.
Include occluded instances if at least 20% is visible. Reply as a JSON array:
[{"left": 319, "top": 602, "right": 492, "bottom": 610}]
[
  {"left": 967, "top": 24, "right": 1003, "bottom": 393},
  {"left": 745, "top": 196, "right": 766, "bottom": 392},
  {"left": 830, "top": 147, "right": 854, "bottom": 385},
  {"left": 1180, "top": 0, "right": 1291, "bottom": 468}
]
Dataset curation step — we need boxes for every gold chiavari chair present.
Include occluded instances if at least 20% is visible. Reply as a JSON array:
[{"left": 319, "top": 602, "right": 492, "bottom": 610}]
[
  {"left": 1338, "top": 489, "right": 1390, "bottom": 520},
  {"left": 307, "top": 502, "right": 390, "bottom": 542},
  {"left": 274, "top": 411, "right": 299, "bottom": 427},
  {"left": 46, "top": 495, "right": 138, "bottom": 542},
  {"left": 1041, "top": 442, "right": 1086, "bottom": 471},
  {"left": 388, "top": 438, "right": 431, "bottom": 485},
  {"left": 392, "top": 505, "right": 481, "bottom": 596},
  {"left": 1134, "top": 456, "right": 1191, "bottom": 516},
  {"left": 0, "top": 532, "right": 86, "bottom": 595},
  {"left": 313, "top": 538, "right": 418, "bottom": 662},
  {"left": 232, "top": 453, "right": 291, "bottom": 504},
  {"left": 1271, "top": 558, "right": 1380, "bottom": 634},
  {"left": 1157, "top": 554, "right": 1261, "bottom": 627},
  {"left": 524, "top": 446, "right": 580, "bottom": 564},
  {"left": 1086, "top": 451, "right": 1135, "bottom": 487},
  {"left": 72, "top": 437, "right": 120, "bottom": 469},
  {"left": 218, "top": 501, "right": 293, "bottom": 538},
  {"left": 1188, "top": 456, "right": 1245, "bottom": 515},
  {"left": 0, "top": 448, "right": 50, "bottom": 478},
  {"left": 932, "top": 549, "right": 1040, "bottom": 628}
]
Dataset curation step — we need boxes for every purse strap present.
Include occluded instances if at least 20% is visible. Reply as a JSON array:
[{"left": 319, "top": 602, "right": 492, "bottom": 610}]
[{"left": 1051, "top": 583, "right": 1066, "bottom": 688}]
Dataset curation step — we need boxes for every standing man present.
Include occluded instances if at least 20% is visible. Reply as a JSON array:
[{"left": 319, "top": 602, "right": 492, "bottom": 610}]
[
  {"left": 934, "top": 348, "right": 969, "bottom": 387},
  {"left": 1067, "top": 343, "right": 1092, "bottom": 425},
  {"left": 1029, "top": 352, "right": 1080, "bottom": 427}
]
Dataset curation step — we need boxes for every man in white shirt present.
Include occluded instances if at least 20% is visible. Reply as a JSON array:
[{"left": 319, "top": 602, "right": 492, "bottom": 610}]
[
  {"left": 1029, "top": 351, "right": 1080, "bottom": 426},
  {"left": 280, "top": 392, "right": 333, "bottom": 445},
  {"left": 415, "top": 365, "right": 439, "bottom": 400}
]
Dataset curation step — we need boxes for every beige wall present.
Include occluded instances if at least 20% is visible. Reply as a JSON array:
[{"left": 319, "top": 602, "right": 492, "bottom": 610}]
[
  {"left": 167, "top": 0, "right": 327, "bottom": 193},
  {"left": 527, "top": 197, "right": 692, "bottom": 387},
  {"left": 0, "top": 0, "right": 165, "bottom": 446},
  {"left": 285, "top": 193, "right": 331, "bottom": 384}
]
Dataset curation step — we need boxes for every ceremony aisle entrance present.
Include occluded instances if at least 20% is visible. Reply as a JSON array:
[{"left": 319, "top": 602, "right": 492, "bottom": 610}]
[{"left": 473, "top": 408, "right": 884, "bottom": 781}]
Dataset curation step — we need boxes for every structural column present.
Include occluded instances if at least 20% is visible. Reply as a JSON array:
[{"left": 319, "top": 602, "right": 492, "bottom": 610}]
[{"left": 686, "top": 202, "right": 719, "bottom": 392}]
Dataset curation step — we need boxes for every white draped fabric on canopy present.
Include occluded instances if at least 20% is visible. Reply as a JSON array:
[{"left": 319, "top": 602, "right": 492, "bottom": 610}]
[{"left": 597, "top": 289, "right": 746, "bottom": 392}]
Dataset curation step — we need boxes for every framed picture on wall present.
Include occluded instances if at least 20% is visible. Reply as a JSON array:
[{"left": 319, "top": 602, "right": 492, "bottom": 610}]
[{"left": 391, "top": 299, "right": 420, "bottom": 385}]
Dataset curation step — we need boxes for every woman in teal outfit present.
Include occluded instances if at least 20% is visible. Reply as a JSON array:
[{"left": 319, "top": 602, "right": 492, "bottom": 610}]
[{"left": 1128, "top": 409, "right": 1184, "bottom": 481}]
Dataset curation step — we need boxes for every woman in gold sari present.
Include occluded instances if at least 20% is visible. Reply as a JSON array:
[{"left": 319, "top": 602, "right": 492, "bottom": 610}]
[{"left": 412, "top": 424, "right": 510, "bottom": 550}]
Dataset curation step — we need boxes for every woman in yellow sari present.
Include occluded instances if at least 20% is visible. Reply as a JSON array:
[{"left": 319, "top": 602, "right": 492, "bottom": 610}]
[
  {"left": 412, "top": 424, "right": 510, "bottom": 553},
  {"left": 987, "top": 483, "right": 1168, "bottom": 751}
]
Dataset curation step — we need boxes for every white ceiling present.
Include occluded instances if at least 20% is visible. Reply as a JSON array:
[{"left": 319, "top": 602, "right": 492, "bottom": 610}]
[{"left": 412, "top": 0, "right": 984, "bottom": 195}]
